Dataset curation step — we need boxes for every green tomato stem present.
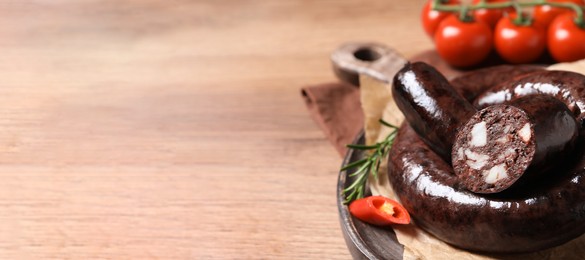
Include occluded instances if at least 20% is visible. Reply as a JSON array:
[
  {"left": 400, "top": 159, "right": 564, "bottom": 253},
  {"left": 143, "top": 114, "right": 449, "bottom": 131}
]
[
  {"left": 547, "top": 2, "right": 585, "bottom": 27},
  {"left": 510, "top": 2, "right": 534, "bottom": 26},
  {"left": 512, "top": 1, "right": 524, "bottom": 25},
  {"left": 459, "top": 5, "right": 471, "bottom": 22},
  {"left": 432, "top": 0, "right": 585, "bottom": 27}
]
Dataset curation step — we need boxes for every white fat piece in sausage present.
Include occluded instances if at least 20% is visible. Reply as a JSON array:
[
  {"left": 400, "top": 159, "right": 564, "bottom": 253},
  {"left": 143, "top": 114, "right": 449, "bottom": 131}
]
[
  {"left": 470, "top": 121, "right": 487, "bottom": 147},
  {"left": 484, "top": 164, "right": 508, "bottom": 184},
  {"left": 518, "top": 123, "right": 532, "bottom": 143}
]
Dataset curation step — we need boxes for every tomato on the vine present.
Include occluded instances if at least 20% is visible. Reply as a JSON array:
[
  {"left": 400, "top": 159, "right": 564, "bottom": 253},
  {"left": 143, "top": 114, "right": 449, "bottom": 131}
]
[
  {"left": 494, "top": 15, "right": 546, "bottom": 64},
  {"left": 548, "top": 13, "right": 585, "bottom": 62},
  {"left": 533, "top": 0, "right": 585, "bottom": 29},
  {"left": 434, "top": 16, "right": 493, "bottom": 67},
  {"left": 421, "top": 0, "right": 460, "bottom": 37},
  {"left": 472, "top": 0, "right": 513, "bottom": 28}
]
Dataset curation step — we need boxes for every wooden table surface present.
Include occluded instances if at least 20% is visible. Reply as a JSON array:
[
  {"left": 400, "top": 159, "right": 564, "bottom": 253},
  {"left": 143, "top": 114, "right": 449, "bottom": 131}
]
[{"left": 0, "top": 1, "right": 432, "bottom": 258}]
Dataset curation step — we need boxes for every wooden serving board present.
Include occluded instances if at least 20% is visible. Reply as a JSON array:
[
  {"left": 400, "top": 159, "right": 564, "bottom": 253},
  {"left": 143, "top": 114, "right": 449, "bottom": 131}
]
[{"left": 336, "top": 50, "right": 553, "bottom": 259}]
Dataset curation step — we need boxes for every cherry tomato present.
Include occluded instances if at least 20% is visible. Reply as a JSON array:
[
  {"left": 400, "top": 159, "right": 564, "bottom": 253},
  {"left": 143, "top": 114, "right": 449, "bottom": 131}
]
[
  {"left": 421, "top": 0, "right": 460, "bottom": 37},
  {"left": 548, "top": 13, "right": 585, "bottom": 62},
  {"left": 472, "top": 0, "right": 513, "bottom": 28},
  {"left": 494, "top": 15, "right": 546, "bottom": 64},
  {"left": 533, "top": 0, "right": 585, "bottom": 29},
  {"left": 434, "top": 16, "right": 493, "bottom": 67}
]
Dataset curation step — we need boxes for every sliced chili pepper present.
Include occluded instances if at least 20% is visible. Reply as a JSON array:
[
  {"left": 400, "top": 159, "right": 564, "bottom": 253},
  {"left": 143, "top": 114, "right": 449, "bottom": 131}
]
[{"left": 349, "top": 196, "right": 411, "bottom": 226}]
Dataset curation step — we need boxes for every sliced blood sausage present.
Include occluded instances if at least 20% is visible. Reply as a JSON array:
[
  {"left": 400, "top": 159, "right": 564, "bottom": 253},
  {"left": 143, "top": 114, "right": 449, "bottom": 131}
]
[
  {"left": 387, "top": 65, "right": 585, "bottom": 253},
  {"left": 392, "top": 62, "right": 476, "bottom": 161},
  {"left": 452, "top": 95, "right": 579, "bottom": 193}
]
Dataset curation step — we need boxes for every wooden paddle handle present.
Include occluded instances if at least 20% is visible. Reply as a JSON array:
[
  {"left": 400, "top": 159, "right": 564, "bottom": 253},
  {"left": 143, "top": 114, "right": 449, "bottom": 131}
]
[{"left": 331, "top": 42, "right": 407, "bottom": 86}]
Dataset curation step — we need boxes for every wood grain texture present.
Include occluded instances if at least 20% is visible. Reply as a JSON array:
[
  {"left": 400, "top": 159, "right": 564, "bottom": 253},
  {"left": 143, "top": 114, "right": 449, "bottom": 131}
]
[{"left": 0, "top": 0, "right": 432, "bottom": 258}]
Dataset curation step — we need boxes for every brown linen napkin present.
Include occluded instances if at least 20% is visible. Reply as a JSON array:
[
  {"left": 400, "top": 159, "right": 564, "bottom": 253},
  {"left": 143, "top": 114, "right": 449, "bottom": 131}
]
[{"left": 301, "top": 82, "right": 362, "bottom": 156}]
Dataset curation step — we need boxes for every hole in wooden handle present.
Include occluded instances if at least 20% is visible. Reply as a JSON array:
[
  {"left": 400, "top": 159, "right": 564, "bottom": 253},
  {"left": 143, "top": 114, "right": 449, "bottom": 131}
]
[{"left": 353, "top": 48, "right": 381, "bottom": 62}]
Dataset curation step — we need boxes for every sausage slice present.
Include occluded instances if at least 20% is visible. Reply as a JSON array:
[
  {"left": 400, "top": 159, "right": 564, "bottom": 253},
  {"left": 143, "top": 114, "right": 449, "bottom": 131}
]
[{"left": 452, "top": 95, "right": 579, "bottom": 193}]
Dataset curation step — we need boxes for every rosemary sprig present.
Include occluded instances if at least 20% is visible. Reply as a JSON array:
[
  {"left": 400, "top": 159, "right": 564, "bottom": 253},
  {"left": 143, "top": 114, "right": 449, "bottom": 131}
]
[{"left": 341, "top": 119, "right": 399, "bottom": 204}]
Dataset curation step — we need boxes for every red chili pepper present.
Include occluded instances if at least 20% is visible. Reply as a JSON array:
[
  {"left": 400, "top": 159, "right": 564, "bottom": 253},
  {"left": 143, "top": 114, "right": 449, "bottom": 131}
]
[{"left": 349, "top": 196, "right": 411, "bottom": 226}]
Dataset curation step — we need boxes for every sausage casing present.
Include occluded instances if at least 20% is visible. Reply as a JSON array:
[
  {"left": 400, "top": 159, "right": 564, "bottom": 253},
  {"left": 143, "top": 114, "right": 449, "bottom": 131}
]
[{"left": 392, "top": 62, "right": 476, "bottom": 161}]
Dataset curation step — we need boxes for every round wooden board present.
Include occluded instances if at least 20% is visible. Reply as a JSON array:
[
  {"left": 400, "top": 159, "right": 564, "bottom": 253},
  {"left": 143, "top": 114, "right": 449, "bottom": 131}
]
[{"left": 336, "top": 50, "right": 553, "bottom": 259}]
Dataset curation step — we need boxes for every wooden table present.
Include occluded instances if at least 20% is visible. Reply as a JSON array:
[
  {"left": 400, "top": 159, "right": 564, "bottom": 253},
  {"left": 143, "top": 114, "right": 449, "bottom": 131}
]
[{"left": 0, "top": 1, "right": 432, "bottom": 258}]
